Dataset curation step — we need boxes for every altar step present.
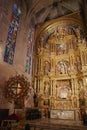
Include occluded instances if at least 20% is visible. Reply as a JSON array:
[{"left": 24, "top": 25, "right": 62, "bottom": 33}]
[{"left": 26, "top": 118, "right": 87, "bottom": 130}]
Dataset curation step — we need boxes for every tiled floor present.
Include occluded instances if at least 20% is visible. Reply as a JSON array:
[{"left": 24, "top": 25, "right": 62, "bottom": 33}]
[{"left": 26, "top": 118, "right": 87, "bottom": 130}]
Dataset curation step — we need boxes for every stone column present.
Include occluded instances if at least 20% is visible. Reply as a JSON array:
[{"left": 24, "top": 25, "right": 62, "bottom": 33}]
[
  {"left": 50, "top": 80, "right": 53, "bottom": 96},
  {"left": 71, "top": 78, "right": 75, "bottom": 95},
  {"left": 74, "top": 79, "right": 78, "bottom": 95},
  {"left": 41, "top": 58, "right": 42, "bottom": 71},
  {"left": 74, "top": 78, "right": 79, "bottom": 108}
]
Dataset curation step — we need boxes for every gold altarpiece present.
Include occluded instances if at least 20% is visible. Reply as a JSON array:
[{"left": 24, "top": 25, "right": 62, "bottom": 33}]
[{"left": 33, "top": 12, "right": 87, "bottom": 121}]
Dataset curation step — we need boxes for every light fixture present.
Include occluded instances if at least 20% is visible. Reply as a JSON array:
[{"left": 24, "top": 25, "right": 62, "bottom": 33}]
[{"left": 5, "top": 74, "right": 30, "bottom": 100}]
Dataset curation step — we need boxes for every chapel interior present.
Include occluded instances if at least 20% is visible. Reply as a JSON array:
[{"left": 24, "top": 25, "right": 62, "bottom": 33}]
[{"left": 0, "top": 0, "right": 87, "bottom": 130}]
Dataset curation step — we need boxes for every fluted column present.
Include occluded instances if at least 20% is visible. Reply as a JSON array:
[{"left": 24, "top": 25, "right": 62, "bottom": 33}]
[
  {"left": 74, "top": 79, "right": 78, "bottom": 95},
  {"left": 40, "top": 58, "right": 42, "bottom": 71},
  {"left": 75, "top": 78, "right": 79, "bottom": 108},
  {"left": 81, "top": 51, "right": 85, "bottom": 65},
  {"left": 71, "top": 78, "right": 75, "bottom": 95},
  {"left": 50, "top": 80, "right": 54, "bottom": 96}
]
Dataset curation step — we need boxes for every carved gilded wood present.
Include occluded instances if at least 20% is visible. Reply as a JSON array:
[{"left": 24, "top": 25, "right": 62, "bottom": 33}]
[{"left": 34, "top": 12, "right": 87, "bottom": 120}]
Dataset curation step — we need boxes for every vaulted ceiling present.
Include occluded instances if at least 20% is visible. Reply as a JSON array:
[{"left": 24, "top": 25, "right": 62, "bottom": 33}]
[
  {"left": 30, "top": 0, "right": 80, "bottom": 25},
  {"left": 20, "top": 0, "right": 87, "bottom": 28}
]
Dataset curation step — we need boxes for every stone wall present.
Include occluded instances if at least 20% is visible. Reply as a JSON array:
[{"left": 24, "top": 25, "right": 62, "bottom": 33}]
[{"left": 0, "top": 0, "right": 32, "bottom": 113}]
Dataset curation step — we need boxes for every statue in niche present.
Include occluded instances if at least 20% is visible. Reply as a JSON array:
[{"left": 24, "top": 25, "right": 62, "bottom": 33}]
[
  {"left": 56, "top": 60, "right": 70, "bottom": 75},
  {"left": 56, "top": 85, "right": 61, "bottom": 98},
  {"left": 60, "top": 63, "right": 65, "bottom": 74},
  {"left": 57, "top": 61, "right": 64, "bottom": 74},
  {"left": 78, "top": 80, "right": 83, "bottom": 89},
  {"left": 70, "top": 56, "right": 74, "bottom": 65},
  {"left": 79, "top": 87, "right": 85, "bottom": 107},
  {"left": 44, "top": 61, "right": 50, "bottom": 75},
  {"left": 56, "top": 43, "right": 66, "bottom": 55},
  {"left": 37, "top": 45, "right": 43, "bottom": 54},
  {"left": 82, "top": 38, "right": 86, "bottom": 44},
  {"left": 75, "top": 26, "right": 84, "bottom": 40},
  {"left": 63, "top": 62, "right": 70, "bottom": 74},
  {"left": 59, "top": 87, "right": 68, "bottom": 99},
  {"left": 44, "top": 81, "right": 50, "bottom": 96},
  {"left": 75, "top": 27, "right": 81, "bottom": 38},
  {"left": 57, "top": 27, "right": 63, "bottom": 35},
  {"left": 74, "top": 56, "right": 82, "bottom": 72},
  {"left": 73, "top": 96, "right": 78, "bottom": 108},
  {"left": 56, "top": 80, "right": 71, "bottom": 99}
]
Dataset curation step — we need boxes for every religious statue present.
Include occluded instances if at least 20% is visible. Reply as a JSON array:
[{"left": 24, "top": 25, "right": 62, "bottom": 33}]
[
  {"left": 73, "top": 96, "right": 78, "bottom": 108},
  {"left": 56, "top": 60, "right": 70, "bottom": 75},
  {"left": 44, "top": 61, "right": 50, "bottom": 75},
  {"left": 56, "top": 43, "right": 66, "bottom": 55},
  {"left": 44, "top": 82, "right": 50, "bottom": 96}
]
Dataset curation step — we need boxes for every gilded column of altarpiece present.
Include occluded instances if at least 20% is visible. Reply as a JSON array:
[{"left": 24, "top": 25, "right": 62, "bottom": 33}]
[{"left": 33, "top": 12, "right": 87, "bottom": 120}]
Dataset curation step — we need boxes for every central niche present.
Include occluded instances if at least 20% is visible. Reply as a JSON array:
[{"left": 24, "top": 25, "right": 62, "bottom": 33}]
[
  {"left": 56, "top": 43, "right": 67, "bottom": 55},
  {"left": 56, "top": 60, "right": 70, "bottom": 75},
  {"left": 56, "top": 80, "right": 71, "bottom": 99}
]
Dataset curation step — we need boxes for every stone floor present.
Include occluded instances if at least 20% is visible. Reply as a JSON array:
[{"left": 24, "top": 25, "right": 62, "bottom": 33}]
[{"left": 26, "top": 118, "right": 87, "bottom": 130}]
